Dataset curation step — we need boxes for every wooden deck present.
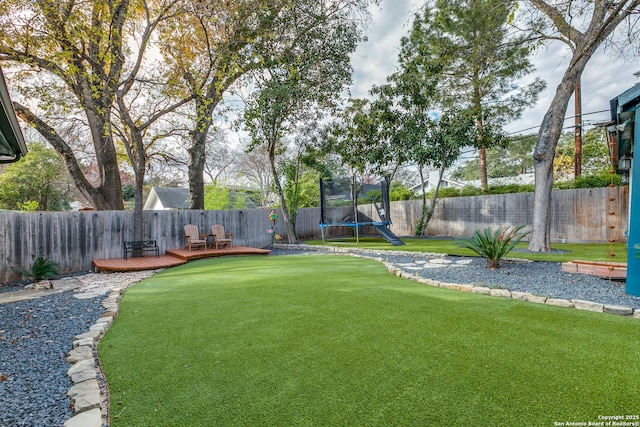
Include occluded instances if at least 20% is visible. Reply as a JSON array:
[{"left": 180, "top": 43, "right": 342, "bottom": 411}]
[
  {"left": 92, "top": 246, "right": 271, "bottom": 272},
  {"left": 165, "top": 246, "right": 271, "bottom": 260}
]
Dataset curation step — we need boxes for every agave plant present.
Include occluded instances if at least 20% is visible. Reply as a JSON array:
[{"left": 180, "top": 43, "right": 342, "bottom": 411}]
[
  {"left": 17, "top": 257, "right": 59, "bottom": 282},
  {"left": 456, "top": 225, "right": 530, "bottom": 269}
]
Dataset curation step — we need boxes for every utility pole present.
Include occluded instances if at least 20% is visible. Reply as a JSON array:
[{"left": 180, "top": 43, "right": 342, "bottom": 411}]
[{"left": 574, "top": 79, "right": 582, "bottom": 178}]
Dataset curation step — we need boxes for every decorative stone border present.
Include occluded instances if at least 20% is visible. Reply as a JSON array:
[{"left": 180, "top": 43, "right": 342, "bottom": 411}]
[
  {"left": 382, "top": 260, "right": 639, "bottom": 318},
  {"left": 63, "top": 271, "right": 158, "bottom": 427}
]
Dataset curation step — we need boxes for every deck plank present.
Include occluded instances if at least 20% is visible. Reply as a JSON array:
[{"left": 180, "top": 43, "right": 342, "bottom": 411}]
[{"left": 92, "top": 246, "right": 271, "bottom": 272}]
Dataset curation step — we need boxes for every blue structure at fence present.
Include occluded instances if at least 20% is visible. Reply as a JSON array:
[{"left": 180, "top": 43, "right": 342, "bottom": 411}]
[{"left": 610, "top": 85, "right": 640, "bottom": 297}]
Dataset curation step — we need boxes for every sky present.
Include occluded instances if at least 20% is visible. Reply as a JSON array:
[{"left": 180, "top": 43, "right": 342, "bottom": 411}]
[{"left": 349, "top": 0, "right": 640, "bottom": 136}]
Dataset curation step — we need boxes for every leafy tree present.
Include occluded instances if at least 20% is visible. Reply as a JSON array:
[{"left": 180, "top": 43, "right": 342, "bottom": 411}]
[
  {"left": 368, "top": 9, "right": 480, "bottom": 237},
  {"left": 243, "top": 1, "right": 365, "bottom": 243},
  {"left": 520, "top": 0, "right": 640, "bottom": 251},
  {"left": 203, "top": 182, "right": 250, "bottom": 210},
  {"left": 280, "top": 127, "right": 326, "bottom": 227},
  {"left": 554, "top": 128, "right": 612, "bottom": 181},
  {"left": 325, "top": 99, "right": 386, "bottom": 179},
  {"left": 243, "top": 75, "right": 326, "bottom": 243},
  {"left": 282, "top": 162, "right": 321, "bottom": 227},
  {"left": 405, "top": 0, "right": 544, "bottom": 191},
  {"left": 0, "top": 0, "right": 136, "bottom": 210},
  {"left": 0, "top": 142, "right": 73, "bottom": 211},
  {"left": 452, "top": 134, "right": 536, "bottom": 180},
  {"left": 389, "top": 182, "right": 415, "bottom": 201},
  {"left": 0, "top": 0, "right": 191, "bottom": 243},
  {"left": 410, "top": 112, "right": 478, "bottom": 236},
  {"left": 161, "top": 0, "right": 375, "bottom": 209},
  {"left": 122, "top": 184, "right": 136, "bottom": 202},
  {"left": 236, "top": 145, "right": 275, "bottom": 207}
]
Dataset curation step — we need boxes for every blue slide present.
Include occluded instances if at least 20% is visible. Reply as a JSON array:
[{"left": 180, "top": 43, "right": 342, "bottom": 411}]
[{"left": 373, "top": 224, "right": 405, "bottom": 246}]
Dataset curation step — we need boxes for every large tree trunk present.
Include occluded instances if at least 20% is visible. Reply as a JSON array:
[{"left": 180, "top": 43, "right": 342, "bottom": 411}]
[
  {"left": 84, "top": 101, "right": 124, "bottom": 210},
  {"left": 13, "top": 103, "right": 123, "bottom": 210},
  {"left": 528, "top": 59, "right": 589, "bottom": 251},
  {"left": 188, "top": 133, "right": 207, "bottom": 210},
  {"left": 268, "top": 140, "right": 296, "bottom": 244},
  {"left": 186, "top": 81, "right": 228, "bottom": 210},
  {"left": 479, "top": 145, "right": 488, "bottom": 192},
  {"left": 187, "top": 94, "right": 217, "bottom": 210}
]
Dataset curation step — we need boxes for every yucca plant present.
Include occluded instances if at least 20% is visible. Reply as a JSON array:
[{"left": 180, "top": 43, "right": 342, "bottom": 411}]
[
  {"left": 17, "top": 256, "right": 59, "bottom": 282},
  {"left": 456, "top": 225, "right": 530, "bottom": 269}
]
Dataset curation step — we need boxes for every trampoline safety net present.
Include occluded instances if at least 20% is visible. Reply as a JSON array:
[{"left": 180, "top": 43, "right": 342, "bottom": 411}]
[{"left": 319, "top": 177, "right": 403, "bottom": 245}]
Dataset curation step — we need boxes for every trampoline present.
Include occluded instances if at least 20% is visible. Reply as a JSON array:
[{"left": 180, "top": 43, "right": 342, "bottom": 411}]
[{"left": 319, "top": 176, "right": 404, "bottom": 245}]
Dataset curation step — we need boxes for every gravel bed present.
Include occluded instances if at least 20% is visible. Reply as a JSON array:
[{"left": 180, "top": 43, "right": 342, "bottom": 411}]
[
  {"left": 270, "top": 247, "right": 640, "bottom": 310},
  {"left": 0, "top": 293, "right": 105, "bottom": 427}
]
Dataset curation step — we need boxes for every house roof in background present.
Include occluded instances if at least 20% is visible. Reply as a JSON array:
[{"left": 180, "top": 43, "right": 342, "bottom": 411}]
[
  {"left": 146, "top": 187, "right": 190, "bottom": 210},
  {"left": 0, "top": 67, "right": 27, "bottom": 163}
]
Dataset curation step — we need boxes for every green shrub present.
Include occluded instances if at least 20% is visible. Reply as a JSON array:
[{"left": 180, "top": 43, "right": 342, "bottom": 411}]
[
  {"left": 435, "top": 187, "right": 463, "bottom": 198},
  {"left": 459, "top": 186, "right": 483, "bottom": 196},
  {"left": 389, "top": 184, "right": 415, "bottom": 201},
  {"left": 487, "top": 183, "right": 535, "bottom": 194},
  {"left": 574, "top": 173, "right": 622, "bottom": 188},
  {"left": 17, "top": 257, "right": 59, "bottom": 281},
  {"left": 555, "top": 173, "right": 623, "bottom": 190},
  {"left": 122, "top": 183, "right": 135, "bottom": 201},
  {"left": 455, "top": 225, "right": 530, "bottom": 269}
]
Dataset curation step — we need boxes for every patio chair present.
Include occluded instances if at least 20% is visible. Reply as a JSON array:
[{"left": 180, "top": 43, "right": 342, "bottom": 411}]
[
  {"left": 210, "top": 224, "right": 233, "bottom": 249},
  {"left": 183, "top": 224, "right": 207, "bottom": 251}
]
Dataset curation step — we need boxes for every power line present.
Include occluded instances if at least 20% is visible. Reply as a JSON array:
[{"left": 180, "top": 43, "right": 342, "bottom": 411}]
[{"left": 506, "top": 108, "right": 610, "bottom": 136}]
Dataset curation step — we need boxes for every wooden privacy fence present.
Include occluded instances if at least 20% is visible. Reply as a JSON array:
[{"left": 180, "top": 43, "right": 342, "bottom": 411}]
[
  {"left": 295, "top": 186, "right": 629, "bottom": 244},
  {"left": 0, "top": 186, "right": 629, "bottom": 283},
  {"left": 0, "top": 209, "right": 280, "bottom": 283}
]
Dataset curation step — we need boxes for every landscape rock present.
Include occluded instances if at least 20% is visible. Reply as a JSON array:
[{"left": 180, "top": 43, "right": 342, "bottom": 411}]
[
  {"left": 66, "top": 346, "right": 93, "bottom": 363},
  {"left": 571, "top": 299, "right": 604, "bottom": 313},
  {"left": 63, "top": 408, "right": 102, "bottom": 427},
  {"left": 524, "top": 294, "right": 547, "bottom": 304},
  {"left": 74, "top": 330, "right": 101, "bottom": 341},
  {"left": 67, "top": 359, "right": 96, "bottom": 384},
  {"left": 73, "top": 337, "right": 94, "bottom": 349},
  {"left": 546, "top": 298, "right": 574, "bottom": 308},
  {"left": 490, "top": 288, "right": 512, "bottom": 298},
  {"left": 603, "top": 304, "right": 634, "bottom": 316},
  {"left": 510, "top": 291, "right": 530, "bottom": 300},
  {"left": 451, "top": 284, "right": 473, "bottom": 293},
  {"left": 67, "top": 380, "right": 101, "bottom": 413},
  {"left": 72, "top": 387, "right": 101, "bottom": 413},
  {"left": 67, "top": 379, "right": 100, "bottom": 399}
]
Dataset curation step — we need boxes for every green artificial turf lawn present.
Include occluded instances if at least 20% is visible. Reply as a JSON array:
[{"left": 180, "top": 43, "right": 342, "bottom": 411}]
[
  {"left": 99, "top": 255, "right": 639, "bottom": 426},
  {"left": 305, "top": 237, "right": 628, "bottom": 263}
]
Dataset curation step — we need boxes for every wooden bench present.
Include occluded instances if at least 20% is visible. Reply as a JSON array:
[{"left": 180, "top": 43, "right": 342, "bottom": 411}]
[{"left": 123, "top": 240, "right": 160, "bottom": 260}]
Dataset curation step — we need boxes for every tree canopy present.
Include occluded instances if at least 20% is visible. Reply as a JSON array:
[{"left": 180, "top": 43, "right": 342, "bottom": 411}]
[
  {"left": 398, "top": 0, "right": 544, "bottom": 191},
  {"left": 0, "top": 142, "right": 72, "bottom": 211}
]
